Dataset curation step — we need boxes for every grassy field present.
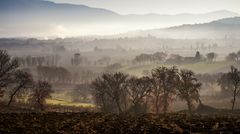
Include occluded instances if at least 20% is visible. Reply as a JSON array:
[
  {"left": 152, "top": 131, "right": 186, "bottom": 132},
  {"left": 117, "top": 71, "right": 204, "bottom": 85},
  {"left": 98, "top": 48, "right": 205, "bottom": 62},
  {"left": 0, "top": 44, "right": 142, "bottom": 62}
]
[
  {"left": 46, "top": 99, "right": 95, "bottom": 107},
  {"left": 121, "top": 61, "right": 234, "bottom": 77},
  {"left": 46, "top": 91, "right": 95, "bottom": 107}
]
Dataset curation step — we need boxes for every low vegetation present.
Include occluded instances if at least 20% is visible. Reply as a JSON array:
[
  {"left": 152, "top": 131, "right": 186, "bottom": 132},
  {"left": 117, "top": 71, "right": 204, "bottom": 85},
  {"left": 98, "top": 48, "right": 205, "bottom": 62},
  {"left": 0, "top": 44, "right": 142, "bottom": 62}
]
[{"left": 0, "top": 112, "right": 240, "bottom": 133}]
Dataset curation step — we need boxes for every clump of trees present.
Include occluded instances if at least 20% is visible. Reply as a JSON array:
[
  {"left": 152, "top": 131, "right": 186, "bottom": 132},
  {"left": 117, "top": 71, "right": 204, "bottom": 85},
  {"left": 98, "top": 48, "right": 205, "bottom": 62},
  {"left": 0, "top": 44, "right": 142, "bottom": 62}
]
[
  {"left": 177, "top": 70, "right": 201, "bottom": 113},
  {"left": 206, "top": 52, "right": 217, "bottom": 63},
  {"left": 7, "top": 70, "right": 33, "bottom": 106},
  {"left": 151, "top": 66, "right": 180, "bottom": 113},
  {"left": 225, "top": 50, "right": 240, "bottom": 62},
  {"left": 0, "top": 50, "right": 18, "bottom": 97},
  {"left": 29, "top": 81, "right": 53, "bottom": 111},
  {"left": 127, "top": 76, "right": 152, "bottom": 113},
  {"left": 133, "top": 52, "right": 167, "bottom": 64},
  {"left": 158, "top": 51, "right": 219, "bottom": 65},
  {"left": 218, "top": 66, "right": 240, "bottom": 110},
  {"left": 92, "top": 72, "right": 129, "bottom": 113},
  {"left": 0, "top": 50, "right": 53, "bottom": 111},
  {"left": 92, "top": 66, "right": 202, "bottom": 114},
  {"left": 16, "top": 55, "right": 61, "bottom": 67}
]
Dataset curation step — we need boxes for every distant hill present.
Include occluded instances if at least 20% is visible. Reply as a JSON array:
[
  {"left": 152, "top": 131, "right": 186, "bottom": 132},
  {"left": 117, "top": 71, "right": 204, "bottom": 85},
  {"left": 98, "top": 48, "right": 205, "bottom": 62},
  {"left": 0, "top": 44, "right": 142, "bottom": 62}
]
[
  {"left": 0, "top": 0, "right": 118, "bottom": 25},
  {"left": 126, "top": 17, "right": 240, "bottom": 39},
  {"left": 0, "top": 0, "right": 239, "bottom": 37}
]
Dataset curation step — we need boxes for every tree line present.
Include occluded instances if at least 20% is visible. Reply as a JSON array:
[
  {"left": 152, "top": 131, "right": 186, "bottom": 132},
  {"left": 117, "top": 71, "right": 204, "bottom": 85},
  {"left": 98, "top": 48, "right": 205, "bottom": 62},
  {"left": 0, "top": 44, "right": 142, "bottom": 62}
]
[
  {"left": 133, "top": 50, "right": 240, "bottom": 65},
  {"left": 92, "top": 65, "right": 240, "bottom": 113},
  {"left": 92, "top": 66, "right": 202, "bottom": 114}
]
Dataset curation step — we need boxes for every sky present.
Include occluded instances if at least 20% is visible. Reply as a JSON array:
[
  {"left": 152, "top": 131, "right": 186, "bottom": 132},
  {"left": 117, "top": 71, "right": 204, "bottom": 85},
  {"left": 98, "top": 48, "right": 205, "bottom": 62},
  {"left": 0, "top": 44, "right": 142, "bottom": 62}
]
[{"left": 51, "top": 0, "right": 240, "bottom": 15}]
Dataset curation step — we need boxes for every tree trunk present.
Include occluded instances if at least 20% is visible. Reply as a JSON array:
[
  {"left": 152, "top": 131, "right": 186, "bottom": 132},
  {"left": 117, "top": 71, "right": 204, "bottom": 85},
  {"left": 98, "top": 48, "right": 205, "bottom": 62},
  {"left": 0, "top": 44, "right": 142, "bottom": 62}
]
[
  {"left": 186, "top": 97, "right": 193, "bottom": 114},
  {"left": 116, "top": 99, "right": 122, "bottom": 113},
  {"left": 101, "top": 96, "right": 107, "bottom": 112},
  {"left": 8, "top": 94, "right": 15, "bottom": 106},
  {"left": 232, "top": 87, "right": 237, "bottom": 110},
  {"left": 155, "top": 96, "right": 159, "bottom": 114},
  {"left": 163, "top": 93, "right": 168, "bottom": 114},
  {"left": 8, "top": 86, "right": 22, "bottom": 106},
  {"left": 232, "top": 94, "right": 236, "bottom": 110}
]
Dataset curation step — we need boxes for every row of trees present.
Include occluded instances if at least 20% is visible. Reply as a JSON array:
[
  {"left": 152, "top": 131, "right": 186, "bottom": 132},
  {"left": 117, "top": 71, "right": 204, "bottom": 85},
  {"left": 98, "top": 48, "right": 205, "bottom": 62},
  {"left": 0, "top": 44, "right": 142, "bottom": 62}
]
[
  {"left": 133, "top": 52, "right": 167, "bottom": 64},
  {"left": 134, "top": 51, "right": 218, "bottom": 65},
  {"left": 37, "top": 66, "right": 98, "bottom": 84},
  {"left": 16, "top": 55, "right": 60, "bottom": 67},
  {"left": 0, "top": 50, "right": 52, "bottom": 111},
  {"left": 92, "top": 65, "right": 240, "bottom": 113},
  {"left": 37, "top": 66, "right": 71, "bottom": 83},
  {"left": 92, "top": 66, "right": 202, "bottom": 114},
  {"left": 133, "top": 50, "right": 240, "bottom": 65}
]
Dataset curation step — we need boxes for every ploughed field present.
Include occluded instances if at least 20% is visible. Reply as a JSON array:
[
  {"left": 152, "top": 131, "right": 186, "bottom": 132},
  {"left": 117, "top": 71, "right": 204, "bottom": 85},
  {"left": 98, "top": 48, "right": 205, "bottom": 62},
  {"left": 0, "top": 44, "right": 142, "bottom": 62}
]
[{"left": 0, "top": 112, "right": 240, "bottom": 133}]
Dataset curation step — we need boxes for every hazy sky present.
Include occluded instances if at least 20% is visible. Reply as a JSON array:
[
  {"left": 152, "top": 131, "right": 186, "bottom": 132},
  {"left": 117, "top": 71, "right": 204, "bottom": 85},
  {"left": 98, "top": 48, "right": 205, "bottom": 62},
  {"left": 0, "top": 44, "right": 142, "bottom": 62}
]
[{"left": 51, "top": 0, "right": 240, "bottom": 14}]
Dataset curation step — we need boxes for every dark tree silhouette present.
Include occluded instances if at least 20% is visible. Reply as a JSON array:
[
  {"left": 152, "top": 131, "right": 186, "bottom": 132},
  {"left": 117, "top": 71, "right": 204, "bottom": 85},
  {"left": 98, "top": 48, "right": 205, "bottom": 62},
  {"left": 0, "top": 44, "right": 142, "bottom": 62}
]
[
  {"left": 195, "top": 51, "right": 201, "bottom": 61},
  {"left": 71, "top": 53, "right": 82, "bottom": 66},
  {"left": 218, "top": 66, "right": 240, "bottom": 110},
  {"left": 8, "top": 70, "right": 33, "bottom": 106},
  {"left": 127, "top": 76, "right": 152, "bottom": 113},
  {"left": 0, "top": 50, "right": 18, "bottom": 98},
  {"left": 29, "top": 81, "right": 53, "bottom": 111},
  {"left": 206, "top": 52, "right": 217, "bottom": 63},
  {"left": 177, "top": 70, "right": 202, "bottom": 113},
  {"left": 151, "top": 66, "right": 179, "bottom": 114},
  {"left": 92, "top": 72, "right": 128, "bottom": 113}
]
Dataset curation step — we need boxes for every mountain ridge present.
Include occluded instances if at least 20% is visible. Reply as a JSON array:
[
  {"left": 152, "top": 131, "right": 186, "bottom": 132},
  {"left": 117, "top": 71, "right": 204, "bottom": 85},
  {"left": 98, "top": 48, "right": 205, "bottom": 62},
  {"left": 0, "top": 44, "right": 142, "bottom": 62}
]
[
  {"left": 0, "top": 0, "right": 239, "bottom": 37},
  {"left": 130, "top": 17, "right": 240, "bottom": 39}
]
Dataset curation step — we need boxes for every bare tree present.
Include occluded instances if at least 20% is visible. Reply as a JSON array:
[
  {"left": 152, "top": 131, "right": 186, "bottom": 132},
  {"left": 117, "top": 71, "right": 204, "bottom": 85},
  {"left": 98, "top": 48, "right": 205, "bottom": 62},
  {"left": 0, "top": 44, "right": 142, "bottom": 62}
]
[
  {"left": 29, "top": 81, "right": 53, "bottom": 111},
  {"left": 151, "top": 66, "right": 179, "bottom": 114},
  {"left": 92, "top": 72, "right": 128, "bottom": 113},
  {"left": 8, "top": 70, "right": 33, "bottom": 106},
  {"left": 195, "top": 51, "right": 201, "bottom": 61},
  {"left": 127, "top": 76, "right": 152, "bottom": 113},
  {"left": 92, "top": 77, "right": 110, "bottom": 112},
  {"left": 218, "top": 66, "right": 240, "bottom": 110},
  {"left": 177, "top": 70, "right": 202, "bottom": 113},
  {"left": 0, "top": 50, "right": 18, "bottom": 98}
]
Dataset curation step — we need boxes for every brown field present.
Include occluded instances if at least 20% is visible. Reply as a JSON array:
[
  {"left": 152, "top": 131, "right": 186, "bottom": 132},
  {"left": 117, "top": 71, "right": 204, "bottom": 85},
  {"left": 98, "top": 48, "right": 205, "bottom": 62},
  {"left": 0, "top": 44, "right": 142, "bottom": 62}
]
[{"left": 0, "top": 112, "right": 240, "bottom": 133}]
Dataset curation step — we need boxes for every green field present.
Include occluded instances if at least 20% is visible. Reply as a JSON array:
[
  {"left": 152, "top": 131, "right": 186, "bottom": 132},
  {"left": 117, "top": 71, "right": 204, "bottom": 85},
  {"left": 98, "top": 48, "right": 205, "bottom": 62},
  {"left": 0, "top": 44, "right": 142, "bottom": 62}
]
[
  {"left": 46, "top": 99, "right": 95, "bottom": 107},
  {"left": 121, "top": 61, "right": 234, "bottom": 77},
  {"left": 46, "top": 91, "right": 95, "bottom": 107}
]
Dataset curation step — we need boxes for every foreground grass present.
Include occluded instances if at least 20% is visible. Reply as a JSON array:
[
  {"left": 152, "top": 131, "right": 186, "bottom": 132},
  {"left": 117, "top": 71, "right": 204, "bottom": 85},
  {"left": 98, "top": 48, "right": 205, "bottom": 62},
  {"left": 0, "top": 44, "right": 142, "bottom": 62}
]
[{"left": 0, "top": 112, "right": 240, "bottom": 133}]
